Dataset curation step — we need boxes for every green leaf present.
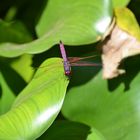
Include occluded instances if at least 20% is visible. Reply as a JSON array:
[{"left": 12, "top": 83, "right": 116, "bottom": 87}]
[
  {"left": 87, "top": 128, "right": 106, "bottom": 140},
  {"left": 112, "top": 0, "right": 130, "bottom": 7},
  {"left": 0, "top": 73, "right": 15, "bottom": 115},
  {"left": 62, "top": 56, "right": 140, "bottom": 140},
  {"left": 36, "top": 0, "right": 112, "bottom": 44},
  {"left": 4, "top": 6, "right": 17, "bottom": 21},
  {"left": 10, "top": 54, "right": 34, "bottom": 82},
  {"left": 0, "top": 58, "right": 69, "bottom": 139},
  {"left": 0, "top": 20, "right": 33, "bottom": 43},
  {"left": 39, "top": 120, "right": 90, "bottom": 140},
  {"left": 115, "top": 8, "right": 140, "bottom": 41},
  {"left": 0, "top": 0, "right": 113, "bottom": 57}
]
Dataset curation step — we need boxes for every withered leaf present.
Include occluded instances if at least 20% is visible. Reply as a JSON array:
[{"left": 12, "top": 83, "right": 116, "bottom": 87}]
[{"left": 102, "top": 24, "right": 140, "bottom": 79}]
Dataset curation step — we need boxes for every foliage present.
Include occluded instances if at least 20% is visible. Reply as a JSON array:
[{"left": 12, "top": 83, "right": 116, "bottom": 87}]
[{"left": 0, "top": 0, "right": 140, "bottom": 140}]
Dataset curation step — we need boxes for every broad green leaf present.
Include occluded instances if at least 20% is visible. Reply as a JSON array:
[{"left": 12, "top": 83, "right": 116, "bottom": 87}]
[
  {"left": 0, "top": 0, "right": 113, "bottom": 57},
  {"left": 62, "top": 56, "right": 140, "bottom": 140},
  {"left": 0, "top": 72, "right": 15, "bottom": 115},
  {"left": 112, "top": 0, "right": 130, "bottom": 7},
  {"left": 10, "top": 54, "right": 34, "bottom": 82},
  {"left": 115, "top": 8, "right": 140, "bottom": 41},
  {"left": 36, "top": 0, "right": 112, "bottom": 44},
  {"left": 0, "top": 58, "right": 69, "bottom": 139},
  {"left": 39, "top": 120, "right": 90, "bottom": 140},
  {"left": 0, "top": 20, "right": 32, "bottom": 43}
]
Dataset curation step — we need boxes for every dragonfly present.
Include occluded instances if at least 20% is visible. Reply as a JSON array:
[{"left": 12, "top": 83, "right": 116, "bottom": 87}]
[{"left": 59, "top": 41, "right": 101, "bottom": 76}]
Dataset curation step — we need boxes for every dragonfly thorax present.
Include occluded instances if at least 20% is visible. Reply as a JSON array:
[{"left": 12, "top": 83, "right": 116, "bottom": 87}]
[{"left": 63, "top": 61, "right": 71, "bottom": 76}]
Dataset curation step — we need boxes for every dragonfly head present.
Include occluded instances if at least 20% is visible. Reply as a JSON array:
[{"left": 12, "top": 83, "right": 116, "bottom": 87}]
[{"left": 65, "top": 70, "right": 71, "bottom": 76}]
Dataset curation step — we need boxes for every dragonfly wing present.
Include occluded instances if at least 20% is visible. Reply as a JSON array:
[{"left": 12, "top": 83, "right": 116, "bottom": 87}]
[
  {"left": 70, "top": 61, "right": 101, "bottom": 67},
  {"left": 68, "top": 57, "right": 81, "bottom": 63},
  {"left": 68, "top": 55, "right": 98, "bottom": 63}
]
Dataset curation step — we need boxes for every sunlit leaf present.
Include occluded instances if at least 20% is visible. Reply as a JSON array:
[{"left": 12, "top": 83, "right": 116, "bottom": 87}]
[
  {"left": 36, "top": 0, "right": 112, "bottom": 45},
  {"left": 62, "top": 56, "right": 140, "bottom": 139},
  {"left": 0, "top": 0, "right": 112, "bottom": 57},
  {"left": 115, "top": 8, "right": 140, "bottom": 41},
  {"left": 10, "top": 54, "right": 34, "bottom": 82},
  {"left": 0, "top": 58, "right": 69, "bottom": 139}
]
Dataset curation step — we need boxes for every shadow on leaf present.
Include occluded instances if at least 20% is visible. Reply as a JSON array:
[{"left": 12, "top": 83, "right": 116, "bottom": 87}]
[{"left": 108, "top": 54, "right": 140, "bottom": 92}]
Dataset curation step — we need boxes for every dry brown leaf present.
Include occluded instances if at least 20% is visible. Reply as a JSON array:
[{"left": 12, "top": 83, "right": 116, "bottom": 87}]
[{"left": 102, "top": 24, "right": 140, "bottom": 79}]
